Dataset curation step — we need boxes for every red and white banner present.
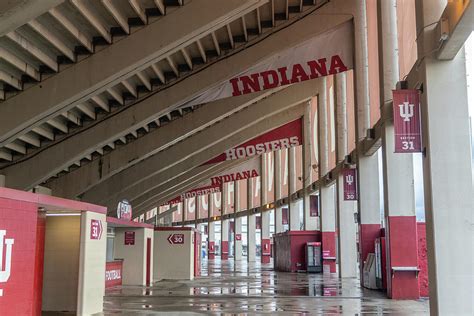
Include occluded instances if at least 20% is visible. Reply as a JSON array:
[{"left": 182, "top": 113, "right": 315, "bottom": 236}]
[
  {"left": 204, "top": 119, "right": 302, "bottom": 165},
  {"left": 105, "top": 261, "right": 123, "bottom": 288},
  {"left": 343, "top": 169, "right": 357, "bottom": 201},
  {"left": 164, "top": 158, "right": 260, "bottom": 205},
  {"left": 187, "top": 21, "right": 353, "bottom": 106},
  {"left": 310, "top": 195, "right": 319, "bottom": 217},
  {"left": 124, "top": 231, "right": 135, "bottom": 245},
  {"left": 393, "top": 89, "right": 422, "bottom": 153},
  {"left": 117, "top": 199, "right": 132, "bottom": 220}
]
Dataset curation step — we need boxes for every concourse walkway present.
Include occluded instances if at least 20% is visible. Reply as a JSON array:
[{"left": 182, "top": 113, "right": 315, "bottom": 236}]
[{"left": 103, "top": 259, "right": 429, "bottom": 314}]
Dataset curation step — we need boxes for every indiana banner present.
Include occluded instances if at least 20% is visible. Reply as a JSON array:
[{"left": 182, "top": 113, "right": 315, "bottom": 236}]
[
  {"left": 164, "top": 158, "right": 260, "bottom": 205},
  {"left": 186, "top": 21, "right": 353, "bottom": 106}
]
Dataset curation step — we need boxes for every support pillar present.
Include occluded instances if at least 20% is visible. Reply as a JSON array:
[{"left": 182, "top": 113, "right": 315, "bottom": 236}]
[
  {"left": 336, "top": 175, "right": 358, "bottom": 278},
  {"left": 318, "top": 77, "right": 336, "bottom": 274},
  {"left": 247, "top": 178, "right": 256, "bottom": 262},
  {"left": 335, "top": 72, "right": 358, "bottom": 278},
  {"left": 303, "top": 101, "right": 318, "bottom": 230},
  {"left": 320, "top": 185, "right": 337, "bottom": 274},
  {"left": 379, "top": 0, "right": 418, "bottom": 299},
  {"left": 260, "top": 154, "right": 271, "bottom": 263},
  {"left": 221, "top": 219, "right": 229, "bottom": 260},
  {"left": 416, "top": 0, "right": 474, "bottom": 313},
  {"left": 274, "top": 150, "right": 284, "bottom": 233},
  {"left": 207, "top": 194, "right": 216, "bottom": 260},
  {"left": 288, "top": 147, "right": 300, "bottom": 230},
  {"left": 233, "top": 180, "right": 243, "bottom": 261},
  {"left": 0, "top": 175, "right": 4, "bottom": 187}
]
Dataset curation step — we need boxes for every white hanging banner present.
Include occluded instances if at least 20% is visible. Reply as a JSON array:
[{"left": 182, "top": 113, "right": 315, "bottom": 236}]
[
  {"left": 186, "top": 20, "right": 353, "bottom": 106},
  {"left": 164, "top": 158, "right": 260, "bottom": 205}
]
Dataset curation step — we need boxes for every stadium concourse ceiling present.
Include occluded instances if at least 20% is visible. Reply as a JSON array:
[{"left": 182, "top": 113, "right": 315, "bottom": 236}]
[{"left": 0, "top": 0, "right": 355, "bottom": 216}]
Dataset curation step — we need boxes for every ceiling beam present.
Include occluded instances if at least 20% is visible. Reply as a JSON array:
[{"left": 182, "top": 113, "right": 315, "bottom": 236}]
[
  {"left": 0, "top": 0, "right": 64, "bottom": 37},
  {"left": 81, "top": 89, "right": 308, "bottom": 207},
  {"left": 0, "top": 0, "right": 266, "bottom": 146},
  {"left": 47, "top": 89, "right": 276, "bottom": 198},
  {"left": 0, "top": 10, "right": 351, "bottom": 191}
]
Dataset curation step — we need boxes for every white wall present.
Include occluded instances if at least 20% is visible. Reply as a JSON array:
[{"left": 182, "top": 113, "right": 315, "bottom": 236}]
[
  {"left": 77, "top": 212, "right": 106, "bottom": 316},
  {"left": 154, "top": 230, "right": 194, "bottom": 280},
  {"left": 42, "top": 215, "right": 81, "bottom": 312},
  {"left": 114, "top": 227, "right": 154, "bottom": 285}
]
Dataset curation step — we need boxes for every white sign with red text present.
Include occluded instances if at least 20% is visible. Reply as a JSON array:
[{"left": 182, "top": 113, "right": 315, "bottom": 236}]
[
  {"left": 164, "top": 158, "right": 260, "bottom": 205},
  {"left": 186, "top": 21, "right": 353, "bottom": 106}
]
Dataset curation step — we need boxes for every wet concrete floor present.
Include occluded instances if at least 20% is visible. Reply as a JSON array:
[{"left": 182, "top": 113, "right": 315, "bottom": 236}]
[{"left": 103, "top": 258, "right": 429, "bottom": 315}]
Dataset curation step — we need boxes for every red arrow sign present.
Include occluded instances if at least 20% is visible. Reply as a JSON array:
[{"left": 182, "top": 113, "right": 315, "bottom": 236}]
[{"left": 167, "top": 233, "right": 184, "bottom": 244}]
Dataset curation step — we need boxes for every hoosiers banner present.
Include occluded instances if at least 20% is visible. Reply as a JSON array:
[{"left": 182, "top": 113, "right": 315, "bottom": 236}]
[
  {"left": 164, "top": 158, "right": 260, "bottom": 205},
  {"left": 343, "top": 169, "right": 357, "bottom": 201},
  {"left": 393, "top": 89, "right": 422, "bottom": 153},
  {"left": 187, "top": 21, "right": 353, "bottom": 106},
  {"left": 204, "top": 119, "right": 302, "bottom": 165}
]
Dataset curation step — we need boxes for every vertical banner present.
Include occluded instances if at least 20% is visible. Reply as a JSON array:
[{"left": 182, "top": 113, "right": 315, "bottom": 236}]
[
  {"left": 282, "top": 208, "right": 289, "bottom": 225},
  {"left": 256, "top": 216, "right": 262, "bottom": 230},
  {"left": 310, "top": 195, "right": 319, "bottom": 217},
  {"left": 393, "top": 89, "right": 422, "bottom": 153},
  {"left": 343, "top": 169, "right": 357, "bottom": 201}
]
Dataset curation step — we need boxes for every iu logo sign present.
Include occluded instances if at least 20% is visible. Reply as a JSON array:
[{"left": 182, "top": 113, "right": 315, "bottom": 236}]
[
  {"left": 0, "top": 230, "right": 14, "bottom": 297},
  {"left": 393, "top": 90, "right": 422, "bottom": 153},
  {"left": 399, "top": 101, "right": 414, "bottom": 122},
  {"left": 343, "top": 169, "right": 357, "bottom": 201}
]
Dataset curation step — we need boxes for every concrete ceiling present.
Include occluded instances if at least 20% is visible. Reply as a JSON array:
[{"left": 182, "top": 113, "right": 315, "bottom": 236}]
[{"left": 0, "top": 0, "right": 359, "bottom": 217}]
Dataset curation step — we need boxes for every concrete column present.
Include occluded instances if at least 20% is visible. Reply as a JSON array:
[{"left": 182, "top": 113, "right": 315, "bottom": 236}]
[
  {"left": 274, "top": 150, "right": 284, "bottom": 233},
  {"left": 260, "top": 154, "right": 271, "bottom": 263},
  {"left": 318, "top": 76, "right": 336, "bottom": 274},
  {"left": 234, "top": 180, "right": 243, "bottom": 261},
  {"left": 353, "top": 0, "right": 382, "bottom": 286},
  {"left": 357, "top": 154, "right": 381, "bottom": 275},
  {"left": 247, "top": 178, "right": 256, "bottom": 262},
  {"left": 336, "top": 175, "right": 358, "bottom": 278},
  {"left": 287, "top": 146, "right": 300, "bottom": 230},
  {"left": 379, "top": 0, "right": 419, "bottom": 299},
  {"left": 415, "top": 1, "right": 474, "bottom": 313},
  {"left": 207, "top": 194, "right": 216, "bottom": 260},
  {"left": 303, "top": 101, "right": 317, "bottom": 230},
  {"left": 234, "top": 217, "right": 243, "bottom": 260},
  {"left": 335, "top": 72, "right": 358, "bottom": 278},
  {"left": 320, "top": 184, "right": 336, "bottom": 274},
  {"left": 221, "top": 219, "right": 229, "bottom": 260}
]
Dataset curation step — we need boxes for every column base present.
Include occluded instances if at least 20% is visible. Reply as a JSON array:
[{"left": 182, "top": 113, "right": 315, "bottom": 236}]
[
  {"left": 208, "top": 241, "right": 215, "bottom": 260},
  {"left": 261, "top": 238, "right": 271, "bottom": 263},
  {"left": 386, "top": 216, "right": 419, "bottom": 300},
  {"left": 322, "top": 232, "right": 337, "bottom": 274},
  {"left": 221, "top": 241, "right": 229, "bottom": 260}
]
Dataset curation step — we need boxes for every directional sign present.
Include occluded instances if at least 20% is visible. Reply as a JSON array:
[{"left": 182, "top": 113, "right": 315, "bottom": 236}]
[
  {"left": 90, "top": 219, "right": 103, "bottom": 240},
  {"left": 167, "top": 233, "right": 184, "bottom": 245}
]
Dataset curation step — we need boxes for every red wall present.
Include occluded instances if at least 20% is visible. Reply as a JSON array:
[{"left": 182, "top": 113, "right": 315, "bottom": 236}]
[
  {"left": 0, "top": 198, "right": 43, "bottom": 315},
  {"left": 417, "top": 222, "right": 429, "bottom": 297}
]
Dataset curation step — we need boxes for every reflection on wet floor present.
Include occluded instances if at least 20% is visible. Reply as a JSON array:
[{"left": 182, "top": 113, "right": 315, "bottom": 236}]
[{"left": 103, "top": 258, "right": 429, "bottom": 315}]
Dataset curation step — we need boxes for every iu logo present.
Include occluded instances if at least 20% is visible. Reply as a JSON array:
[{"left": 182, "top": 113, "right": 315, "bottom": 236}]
[
  {"left": 0, "top": 230, "right": 14, "bottom": 297},
  {"left": 345, "top": 174, "right": 354, "bottom": 186},
  {"left": 399, "top": 101, "right": 414, "bottom": 122}
]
